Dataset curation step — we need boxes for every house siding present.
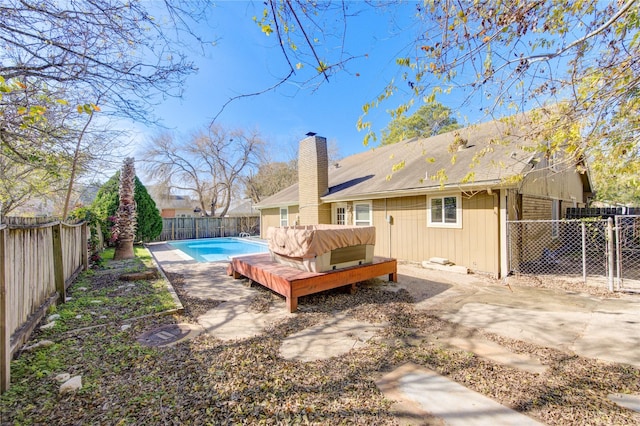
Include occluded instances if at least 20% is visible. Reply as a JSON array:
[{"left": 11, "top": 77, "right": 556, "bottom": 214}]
[
  {"left": 289, "top": 206, "right": 300, "bottom": 224},
  {"left": 259, "top": 192, "right": 500, "bottom": 275},
  {"left": 160, "top": 208, "right": 198, "bottom": 218},
  {"left": 368, "top": 192, "right": 500, "bottom": 276},
  {"left": 161, "top": 209, "right": 175, "bottom": 219},
  {"left": 259, "top": 205, "right": 300, "bottom": 238},
  {"left": 260, "top": 207, "right": 281, "bottom": 238},
  {"left": 520, "top": 166, "right": 587, "bottom": 204}
]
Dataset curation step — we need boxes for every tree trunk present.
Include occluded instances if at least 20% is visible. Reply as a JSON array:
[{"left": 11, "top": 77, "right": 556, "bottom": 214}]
[
  {"left": 113, "top": 157, "right": 137, "bottom": 260},
  {"left": 114, "top": 238, "right": 135, "bottom": 260},
  {"left": 62, "top": 101, "right": 96, "bottom": 219}
]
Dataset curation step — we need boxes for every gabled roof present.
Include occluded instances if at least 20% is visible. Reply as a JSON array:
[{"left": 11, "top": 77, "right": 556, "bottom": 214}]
[
  {"left": 152, "top": 194, "right": 196, "bottom": 210},
  {"left": 255, "top": 114, "right": 542, "bottom": 209},
  {"left": 225, "top": 199, "right": 260, "bottom": 217}
]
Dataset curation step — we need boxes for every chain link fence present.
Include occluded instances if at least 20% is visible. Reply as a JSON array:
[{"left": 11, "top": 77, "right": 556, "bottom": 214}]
[
  {"left": 507, "top": 219, "right": 611, "bottom": 288},
  {"left": 615, "top": 215, "right": 640, "bottom": 292},
  {"left": 508, "top": 217, "right": 640, "bottom": 292}
]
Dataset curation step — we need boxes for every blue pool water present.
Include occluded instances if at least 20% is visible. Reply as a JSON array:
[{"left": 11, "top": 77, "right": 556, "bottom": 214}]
[{"left": 168, "top": 237, "right": 268, "bottom": 262}]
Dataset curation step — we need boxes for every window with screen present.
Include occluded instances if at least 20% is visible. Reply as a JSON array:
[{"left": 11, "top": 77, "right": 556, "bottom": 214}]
[
  {"left": 353, "top": 202, "right": 372, "bottom": 226},
  {"left": 427, "top": 195, "right": 462, "bottom": 228}
]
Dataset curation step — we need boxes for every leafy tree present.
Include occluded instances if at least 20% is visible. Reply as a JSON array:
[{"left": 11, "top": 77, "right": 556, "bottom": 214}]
[
  {"left": 142, "top": 125, "right": 264, "bottom": 217},
  {"left": 0, "top": 76, "right": 123, "bottom": 217},
  {"left": 591, "top": 125, "right": 640, "bottom": 206},
  {"left": 244, "top": 161, "right": 298, "bottom": 203},
  {"left": 91, "top": 171, "right": 162, "bottom": 244},
  {"left": 67, "top": 206, "right": 104, "bottom": 259},
  {"left": 0, "top": 80, "right": 74, "bottom": 215},
  {"left": 0, "top": 0, "right": 206, "bottom": 123},
  {"left": 134, "top": 182, "right": 164, "bottom": 243},
  {"left": 0, "top": 0, "right": 207, "bottom": 215},
  {"left": 250, "top": 1, "right": 640, "bottom": 202},
  {"left": 381, "top": 103, "right": 460, "bottom": 145}
]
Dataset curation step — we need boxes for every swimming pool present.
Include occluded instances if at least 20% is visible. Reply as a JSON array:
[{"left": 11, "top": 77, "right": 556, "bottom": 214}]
[{"left": 168, "top": 237, "right": 269, "bottom": 262}]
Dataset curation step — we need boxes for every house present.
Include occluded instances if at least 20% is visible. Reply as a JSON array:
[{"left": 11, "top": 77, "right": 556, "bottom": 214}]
[
  {"left": 148, "top": 188, "right": 201, "bottom": 218},
  {"left": 225, "top": 199, "right": 260, "bottom": 235},
  {"left": 225, "top": 199, "right": 260, "bottom": 218},
  {"left": 254, "top": 113, "right": 593, "bottom": 278}
]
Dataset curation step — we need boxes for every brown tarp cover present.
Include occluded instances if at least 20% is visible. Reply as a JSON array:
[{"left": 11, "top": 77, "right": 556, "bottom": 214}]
[{"left": 267, "top": 225, "right": 376, "bottom": 259}]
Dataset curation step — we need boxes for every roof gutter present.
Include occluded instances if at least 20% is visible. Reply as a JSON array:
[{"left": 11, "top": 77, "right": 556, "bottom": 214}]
[
  {"left": 255, "top": 176, "right": 525, "bottom": 208},
  {"left": 321, "top": 179, "right": 519, "bottom": 203},
  {"left": 253, "top": 201, "right": 298, "bottom": 210}
]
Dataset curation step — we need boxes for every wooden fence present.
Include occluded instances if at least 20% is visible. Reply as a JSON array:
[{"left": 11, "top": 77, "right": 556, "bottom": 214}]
[
  {"left": 1, "top": 217, "right": 88, "bottom": 392},
  {"left": 153, "top": 216, "right": 260, "bottom": 241}
]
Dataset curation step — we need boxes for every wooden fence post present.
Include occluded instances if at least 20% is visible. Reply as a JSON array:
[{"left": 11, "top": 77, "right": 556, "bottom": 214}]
[
  {"left": 52, "top": 223, "right": 66, "bottom": 304},
  {"left": 0, "top": 226, "right": 10, "bottom": 392},
  {"left": 81, "top": 222, "right": 88, "bottom": 271}
]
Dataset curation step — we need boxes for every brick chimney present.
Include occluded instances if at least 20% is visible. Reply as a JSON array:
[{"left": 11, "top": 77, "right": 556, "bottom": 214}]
[{"left": 298, "top": 134, "right": 331, "bottom": 225}]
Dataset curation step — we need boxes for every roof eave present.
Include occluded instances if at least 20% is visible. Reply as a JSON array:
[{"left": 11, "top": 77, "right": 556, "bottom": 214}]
[
  {"left": 254, "top": 201, "right": 298, "bottom": 210},
  {"left": 321, "top": 179, "right": 519, "bottom": 203}
]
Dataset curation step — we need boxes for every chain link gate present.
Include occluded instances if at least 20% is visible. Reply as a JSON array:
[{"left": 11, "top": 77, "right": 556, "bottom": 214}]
[
  {"left": 507, "top": 219, "right": 611, "bottom": 288},
  {"left": 615, "top": 215, "right": 640, "bottom": 292}
]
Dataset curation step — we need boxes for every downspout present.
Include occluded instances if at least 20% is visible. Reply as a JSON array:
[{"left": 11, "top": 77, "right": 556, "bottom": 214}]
[{"left": 499, "top": 189, "right": 509, "bottom": 279}]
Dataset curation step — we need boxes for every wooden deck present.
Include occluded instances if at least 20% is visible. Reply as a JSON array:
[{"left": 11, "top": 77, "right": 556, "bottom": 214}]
[{"left": 227, "top": 253, "right": 398, "bottom": 312}]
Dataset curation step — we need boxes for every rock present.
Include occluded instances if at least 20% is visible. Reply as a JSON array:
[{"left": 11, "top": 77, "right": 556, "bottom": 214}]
[
  {"left": 40, "top": 321, "right": 56, "bottom": 330},
  {"left": 59, "top": 375, "right": 82, "bottom": 394},
  {"left": 47, "top": 314, "right": 61, "bottom": 322},
  {"left": 120, "top": 324, "right": 131, "bottom": 331},
  {"left": 421, "top": 260, "right": 469, "bottom": 274},
  {"left": 23, "top": 340, "right": 55, "bottom": 351},
  {"left": 77, "top": 287, "right": 88, "bottom": 291},
  {"left": 65, "top": 297, "right": 73, "bottom": 302},
  {"left": 54, "top": 373, "right": 70, "bottom": 383},
  {"left": 75, "top": 315, "right": 82, "bottom": 319},
  {"left": 118, "top": 268, "right": 159, "bottom": 281}
]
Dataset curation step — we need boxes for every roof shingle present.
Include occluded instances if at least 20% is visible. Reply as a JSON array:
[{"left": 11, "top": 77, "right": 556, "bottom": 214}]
[{"left": 256, "top": 114, "right": 538, "bottom": 208}]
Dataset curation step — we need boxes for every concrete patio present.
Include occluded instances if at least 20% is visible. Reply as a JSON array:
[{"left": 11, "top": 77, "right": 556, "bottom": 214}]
[{"left": 147, "top": 242, "right": 640, "bottom": 424}]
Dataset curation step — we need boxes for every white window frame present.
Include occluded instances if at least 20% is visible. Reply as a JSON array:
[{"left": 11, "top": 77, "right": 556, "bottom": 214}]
[
  {"left": 427, "top": 194, "right": 462, "bottom": 229},
  {"left": 353, "top": 201, "right": 372, "bottom": 226},
  {"left": 279, "top": 207, "right": 289, "bottom": 227},
  {"left": 544, "top": 141, "right": 559, "bottom": 172},
  {"left": 333, "top": 203, "right": 348, "bottom": 225}
]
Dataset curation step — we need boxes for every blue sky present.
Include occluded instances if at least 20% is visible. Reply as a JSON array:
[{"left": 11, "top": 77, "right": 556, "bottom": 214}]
[{"left": 131, "top": 1, "right": 485, "bottom": 162}]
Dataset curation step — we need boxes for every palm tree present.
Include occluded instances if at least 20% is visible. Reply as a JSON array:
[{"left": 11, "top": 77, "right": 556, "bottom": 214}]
[{"left": 113, "top": 157, "right": 137, "bottom": 260}]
